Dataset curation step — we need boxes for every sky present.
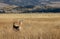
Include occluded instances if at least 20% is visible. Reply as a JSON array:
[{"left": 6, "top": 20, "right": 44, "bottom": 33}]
[{"left": 0, "top": 0, "right": 60, "bottom": 6}]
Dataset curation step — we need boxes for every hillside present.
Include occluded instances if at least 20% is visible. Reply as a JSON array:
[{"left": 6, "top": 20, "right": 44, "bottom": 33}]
[{"left": 0, "top": 3, "right": 9, "bottom": 9}]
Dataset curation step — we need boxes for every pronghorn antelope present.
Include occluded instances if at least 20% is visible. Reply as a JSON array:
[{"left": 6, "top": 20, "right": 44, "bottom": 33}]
[{"left": 13, "top": 20, "right": 23, "bottom": 31}]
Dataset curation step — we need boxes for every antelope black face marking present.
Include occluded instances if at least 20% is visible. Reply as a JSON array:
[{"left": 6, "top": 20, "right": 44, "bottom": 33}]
[
  {"left": 13, "top": 23, "right": 19, "bottom": 31},
  {"left": 13, "top": 20, "right": 23, "bottom": 31}
]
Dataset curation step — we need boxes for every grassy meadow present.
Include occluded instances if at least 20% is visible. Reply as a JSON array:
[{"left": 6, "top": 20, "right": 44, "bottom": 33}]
[{"left": 0, "top": 13, "right": 60, "bottom": 39}]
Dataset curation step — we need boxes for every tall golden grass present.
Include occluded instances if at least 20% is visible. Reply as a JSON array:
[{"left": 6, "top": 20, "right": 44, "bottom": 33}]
[{"left": 0, "top": 18, "right": 60, "bottom": 39}]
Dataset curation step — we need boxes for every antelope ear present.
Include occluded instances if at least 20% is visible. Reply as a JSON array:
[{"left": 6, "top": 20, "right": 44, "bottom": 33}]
[
  {"left": 18, "top": 20, "right": 23, "bottom": 25},
  {"left": 19, "top": 20, "right": 21, "bottom": 23}
]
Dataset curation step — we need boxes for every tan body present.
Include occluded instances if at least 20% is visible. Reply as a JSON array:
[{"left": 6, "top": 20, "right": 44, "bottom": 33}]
[{"left": 13, "top": 20, "right": 23, "bottom": 31}]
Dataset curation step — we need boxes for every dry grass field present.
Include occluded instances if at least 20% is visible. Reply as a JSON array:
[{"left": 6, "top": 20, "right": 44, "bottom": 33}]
[{"left": 0, "top": 13, "right": 60, "bottom": 39}]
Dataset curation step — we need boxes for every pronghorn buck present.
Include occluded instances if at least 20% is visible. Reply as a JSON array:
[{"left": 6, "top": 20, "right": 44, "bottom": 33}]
[{"left": 13, "top": 19, "right": 23, "bottom": 31}]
